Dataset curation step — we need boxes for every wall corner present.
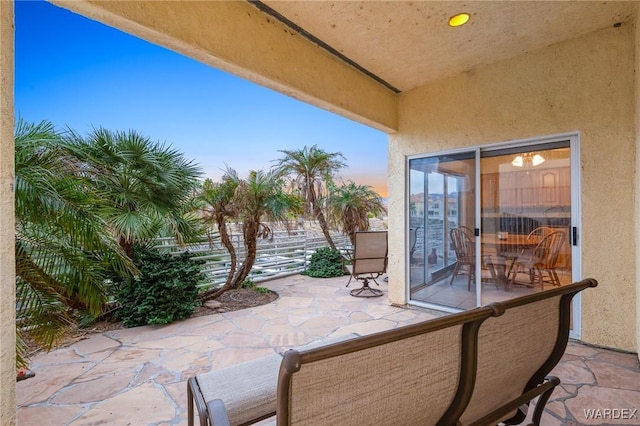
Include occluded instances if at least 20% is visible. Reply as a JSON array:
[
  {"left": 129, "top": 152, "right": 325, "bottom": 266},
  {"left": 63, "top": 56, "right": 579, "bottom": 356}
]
[
  {"left": 0, "top": 1, "right": 16, "bottom": 424},
  {"left": 634, "top": 13, "right": 640, "bottom": 361}
]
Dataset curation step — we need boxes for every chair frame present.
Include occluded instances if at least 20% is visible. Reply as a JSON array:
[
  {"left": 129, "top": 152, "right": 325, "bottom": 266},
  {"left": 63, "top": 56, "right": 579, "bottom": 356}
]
[
  {"left": 450, "top": 227, "right": 497, "bottom": 291},
  {"left": 194, "top": 279, "right": 598, "bottom": 426},
  {"left": 526, "top": 226, "right": 556, "bottom": 245},
  {"left": 509, "top": 230, "right": 567, "bottom": 289}
]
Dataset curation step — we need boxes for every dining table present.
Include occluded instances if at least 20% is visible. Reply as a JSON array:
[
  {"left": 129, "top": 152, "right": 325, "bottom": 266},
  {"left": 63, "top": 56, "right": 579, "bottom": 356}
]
[{"left": 481, "top": 233, "right": 540, "bottom": 289}]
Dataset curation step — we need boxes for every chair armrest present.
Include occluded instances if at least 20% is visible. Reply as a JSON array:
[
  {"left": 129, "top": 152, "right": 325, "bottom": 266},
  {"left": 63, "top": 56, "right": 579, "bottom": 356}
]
[
  {"left": 190, "top": 354, "right": 280, "bottom": 425},
  {"left": 340, "top": 247, "right": 354, "bottom": 273},
  {"left": 207, "top": 399, "right": 231, "bottom": 426}
]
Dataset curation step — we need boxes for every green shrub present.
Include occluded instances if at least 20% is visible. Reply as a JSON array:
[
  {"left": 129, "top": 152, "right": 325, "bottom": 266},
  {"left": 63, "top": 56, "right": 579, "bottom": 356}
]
[
  {"left": 303, "top": 247, "right": 345, "bottom": 278},
  {"left": 115, "top": 246, "right": 205, "bottom": 327},
  {"left": 241, "top": 278, "right": 256, "bottom": 288},
  {"left": 242, "top": 278, "right": 271, "bottom": 293}
]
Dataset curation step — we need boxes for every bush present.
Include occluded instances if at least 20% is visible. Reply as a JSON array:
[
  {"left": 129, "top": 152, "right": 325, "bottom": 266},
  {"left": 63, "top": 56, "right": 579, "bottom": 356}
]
[
  {"left": 241, "top": 278, "right": 271, "bottom": 294},
  {"left": 115, "top": 246, "right": 205, "bottom": 327},
  {"left": 303, "top": 247, "right": 345, "bottom": 278}
]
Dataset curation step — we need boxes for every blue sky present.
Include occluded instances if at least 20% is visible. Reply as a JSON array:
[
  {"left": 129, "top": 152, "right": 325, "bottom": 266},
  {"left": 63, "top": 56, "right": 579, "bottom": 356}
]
[{"left": 15, "top": 1, "right": 389, "bottom": 196}]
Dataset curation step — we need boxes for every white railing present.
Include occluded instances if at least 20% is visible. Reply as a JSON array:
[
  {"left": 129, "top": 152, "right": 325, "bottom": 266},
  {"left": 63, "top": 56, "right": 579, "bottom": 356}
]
[{"left": 153, "top": 230, "right": 350, "bottom": 290}]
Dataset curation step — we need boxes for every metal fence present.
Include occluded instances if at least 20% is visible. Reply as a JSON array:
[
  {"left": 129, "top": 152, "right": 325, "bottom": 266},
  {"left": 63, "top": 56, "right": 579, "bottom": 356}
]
[{"left": 153, "top": 230, "right": 350, "bottom": 290}]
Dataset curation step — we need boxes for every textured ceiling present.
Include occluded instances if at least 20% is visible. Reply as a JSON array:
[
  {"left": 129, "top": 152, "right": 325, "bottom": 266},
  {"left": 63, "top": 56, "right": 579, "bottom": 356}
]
[{"left": 259, "top": 1, "right": 637, "bottom": 92}]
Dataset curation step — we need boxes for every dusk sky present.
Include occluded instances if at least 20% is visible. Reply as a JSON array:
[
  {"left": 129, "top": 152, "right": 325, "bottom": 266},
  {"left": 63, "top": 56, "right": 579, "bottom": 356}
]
[{"left": 15, "top": 1, "right": 389, "bottom": 196}]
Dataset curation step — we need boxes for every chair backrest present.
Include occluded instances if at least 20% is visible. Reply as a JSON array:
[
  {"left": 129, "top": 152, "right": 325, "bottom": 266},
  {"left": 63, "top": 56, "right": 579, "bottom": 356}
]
[
  {"left": 459, "top": 279, "right": 596, "bottom": 424},
  {"left": 277, "top": 307, "right": 496, "bottom": 426},
  {"left": 450, "top": 227, "right": 475, "bottom": 263},
  {"left": 533, "top": 230, "right": 566, "bottom": 268},
  {"left": 458, "top": 225, "right": 475, "bottom": 240},
  {"left": 352, "top": 231, "right": 388, "bottom": 275},
  {"left": 277, "top": 279, "right": 597, "bottom": 426},
  {"left": 527, "top": 226, "right": 555, "bottom": 240}
]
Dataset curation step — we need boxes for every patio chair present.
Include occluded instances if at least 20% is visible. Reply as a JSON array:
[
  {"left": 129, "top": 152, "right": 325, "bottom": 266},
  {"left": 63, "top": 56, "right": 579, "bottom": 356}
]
[
  {"left": 508, "top": 230, "right": 566, "bottom": 289},
  {"left": 344, "top": 231, "right": 388, "bottom": 297}
]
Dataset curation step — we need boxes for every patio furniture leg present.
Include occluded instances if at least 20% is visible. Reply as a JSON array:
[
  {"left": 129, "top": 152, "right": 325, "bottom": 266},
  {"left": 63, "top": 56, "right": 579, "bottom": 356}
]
[
  {"left": 350, "top": 278, "right": 383, "bottom": 297},
  {"left": 187, "top": 379, "right": 196, "bottom": 426},
  {"left": 449, "top": 262, "right": 461, "bottom": 286},
  {"left": 530, "top": 376, "right": 560, "bottom": 425}
]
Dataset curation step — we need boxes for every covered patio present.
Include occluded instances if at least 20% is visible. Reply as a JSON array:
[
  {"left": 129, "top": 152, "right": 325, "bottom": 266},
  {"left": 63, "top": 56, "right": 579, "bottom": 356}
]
[
  {"left": 2, "top": 1, "right": 640, "bottom": 423},
  {"left": 17, "top": 275, "right": 640, "bottom": 425}
]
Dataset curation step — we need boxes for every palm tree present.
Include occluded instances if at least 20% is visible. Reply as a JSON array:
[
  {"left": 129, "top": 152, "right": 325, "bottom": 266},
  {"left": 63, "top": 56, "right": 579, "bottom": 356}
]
[
  {"left": 15, "top": 123, "right": 204, "bottom": 367},
  {"left": 326, "top": 181, "right": 387, "bottom": 245},
  {"left": 273, "top": 145, "right": 346, "bottom": 249},
  {"left": 14, "top": 120, "right": 133, "bottom": 367},
  {"left": 197, "top": 172, "right": 240, "bottom": 300},
  {"left": 198, "top": 168, "right": 302, "bottom": 300},
  {"left": 64, "top": 128, "right": 204, "bottom": 258}
]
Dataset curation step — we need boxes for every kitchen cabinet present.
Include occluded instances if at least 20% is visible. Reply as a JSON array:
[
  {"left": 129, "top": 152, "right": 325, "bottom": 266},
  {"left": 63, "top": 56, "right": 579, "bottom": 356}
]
[{"left": 481, "top": 167, "right": 570, "bottom": 209}]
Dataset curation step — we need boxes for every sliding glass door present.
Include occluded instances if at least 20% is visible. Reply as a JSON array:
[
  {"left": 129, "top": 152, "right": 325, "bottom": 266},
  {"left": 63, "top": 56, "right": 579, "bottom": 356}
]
[
  {"left": 408, "top": 137, "right": 578, "bottom": 317},
  {"left": 408, "top": 151, "right": 477, "bottom": 311},
  {"left": 479, "top": 142, "right": 572, "bottom": 305}
]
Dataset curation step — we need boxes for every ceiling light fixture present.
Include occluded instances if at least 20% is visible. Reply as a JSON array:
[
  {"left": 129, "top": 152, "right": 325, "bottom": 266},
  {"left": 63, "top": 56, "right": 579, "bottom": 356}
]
[
  {"left": 512, "top": 152, "right": 545, "bottom": 168},
  {"left": 532, "top": 154, "right": 545, "bottom": 166},
  {"left": 448, "top": 13, "right": 470, "bottom": 27}
]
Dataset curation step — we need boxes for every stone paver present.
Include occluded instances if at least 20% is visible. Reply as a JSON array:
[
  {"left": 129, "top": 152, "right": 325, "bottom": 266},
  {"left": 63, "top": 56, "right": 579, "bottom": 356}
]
[{"left": 17, "top": 274, "right": 640, "bottom": 425}]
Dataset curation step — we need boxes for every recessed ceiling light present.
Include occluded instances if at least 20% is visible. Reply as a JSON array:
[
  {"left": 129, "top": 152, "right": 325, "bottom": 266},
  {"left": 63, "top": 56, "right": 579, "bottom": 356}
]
[{"left": 448, "top": 13, "right": 470, "bottom": 27}]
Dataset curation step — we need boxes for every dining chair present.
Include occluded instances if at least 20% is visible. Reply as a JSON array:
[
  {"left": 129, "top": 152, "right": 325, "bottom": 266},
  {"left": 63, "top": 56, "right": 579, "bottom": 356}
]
[
  {"left": 458, "top": 225, "right": 475, "bottom": 240},
  {"left": 508, "top": 230, "right": 566, "bottom": 289},
  {"left": 527, "top": 226, "right": 556, "bottom": 241},
  {"left": 450, "top": 227, "right": 497, "bottom": 290},
  {"left": 519, "top": 226, "right": 556, "bottom": 256}
]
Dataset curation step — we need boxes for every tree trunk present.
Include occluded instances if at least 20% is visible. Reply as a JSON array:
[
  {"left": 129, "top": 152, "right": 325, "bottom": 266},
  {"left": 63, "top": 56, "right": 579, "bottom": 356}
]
[
  {"left": 232, "top": 219, "right": 259, "bottom": 287},
  {"left": 198, "top": 215, "right": 238, "bottom": 301},
  {"left": 315, "top": 207, "right": 337, "bottom": 250},
  {"left": 119, "top": 236, "right": 134, "bottom": 260}
]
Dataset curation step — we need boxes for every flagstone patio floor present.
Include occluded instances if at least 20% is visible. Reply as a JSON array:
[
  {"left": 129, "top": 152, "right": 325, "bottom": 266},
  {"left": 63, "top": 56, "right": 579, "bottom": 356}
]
[{"left": 17, "top": 274, "right": 640, "bottom": 425}]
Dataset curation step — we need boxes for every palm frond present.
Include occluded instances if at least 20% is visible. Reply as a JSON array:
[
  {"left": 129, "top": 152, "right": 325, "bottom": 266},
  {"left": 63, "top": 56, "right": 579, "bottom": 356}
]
[{"left": 326, "top": 181, "right": 387, "bottom": 244}]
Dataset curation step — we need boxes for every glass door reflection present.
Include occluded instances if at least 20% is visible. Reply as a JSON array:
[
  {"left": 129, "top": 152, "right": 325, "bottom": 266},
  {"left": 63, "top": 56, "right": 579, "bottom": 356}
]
[
  {"left": 409, "top": 151, "right": 477, "bottom": 310},
  {"left": 408, "top": 142, "right": 575, "bottom": 312},
  {"left": 479, "top": 144, "right": 572, "bottom": 305}
]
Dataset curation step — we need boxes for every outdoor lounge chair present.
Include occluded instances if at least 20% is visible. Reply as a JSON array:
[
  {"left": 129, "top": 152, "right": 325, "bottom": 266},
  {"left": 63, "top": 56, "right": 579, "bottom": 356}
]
[
  {"left": 343, "top": 231, "right": 388, "bottom": 297},
  {"left": 187, "top": 279, "right": 598, "bottom": 426}
]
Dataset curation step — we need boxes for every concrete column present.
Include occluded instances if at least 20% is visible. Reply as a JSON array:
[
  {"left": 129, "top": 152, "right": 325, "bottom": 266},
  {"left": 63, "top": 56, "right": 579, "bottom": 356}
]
[{"left": 0, "top": 1, "right": 15, "bottom": 424}]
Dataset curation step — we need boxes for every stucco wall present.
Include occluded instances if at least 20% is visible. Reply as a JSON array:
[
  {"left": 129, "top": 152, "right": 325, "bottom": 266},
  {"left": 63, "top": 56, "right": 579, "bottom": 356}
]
[
  {"left": 389, "top": 24, "right": 637, "bottom": 351},
  {"left": 636, "top": 14, "right": 640, "bottom": 358},
  {"left": 0, "top": 2, "right": 15, "bottom": 424}
]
